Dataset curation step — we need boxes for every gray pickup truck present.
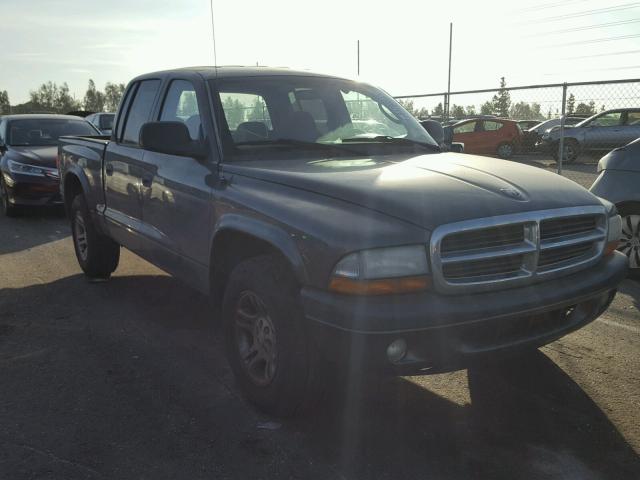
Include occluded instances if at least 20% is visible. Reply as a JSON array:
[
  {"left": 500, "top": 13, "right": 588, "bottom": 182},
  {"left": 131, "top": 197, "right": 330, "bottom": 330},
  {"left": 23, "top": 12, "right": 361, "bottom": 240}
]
[{"left": 59, "top": 67, "right": 627, "bottom": 416}]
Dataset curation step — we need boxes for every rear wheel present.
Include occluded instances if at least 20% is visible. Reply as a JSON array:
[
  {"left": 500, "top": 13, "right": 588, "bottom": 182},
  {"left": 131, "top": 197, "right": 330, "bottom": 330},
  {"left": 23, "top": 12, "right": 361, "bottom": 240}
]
[
  {"left": 70, "top": 194, "right": 120, "bottom": 279},
  {"left": 0, "top": 177, "right": 18, "bottom": 217},
  {"left": 222, "top": 254, "right": 322, "bottom": 417},
  {"left": 553, "top": 139, "right": 580, "bottom": 163},
  {"left": 497, "top": 142, "right": 514, "bottom": 159},
  {"left": 618, "top": 204, "right": 640, "bottom": 277}
]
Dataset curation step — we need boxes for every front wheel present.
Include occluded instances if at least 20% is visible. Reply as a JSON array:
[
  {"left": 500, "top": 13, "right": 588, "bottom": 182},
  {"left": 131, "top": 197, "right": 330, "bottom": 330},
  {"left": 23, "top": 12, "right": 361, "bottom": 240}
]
[
  {"left": 618, "top": 204, "right": 640, "bottom": 277},
  {"left": 553, "top": 139, "right": 580, "bottom": 163},
  {"left": 222, "top": 255, "right": 322, "bottom": 417},
  {"left": 0, "top": 177, "right": 18, "bottom": 217},
  {"left": 70, "top": 194, "right": 120, "bottom": 279}
]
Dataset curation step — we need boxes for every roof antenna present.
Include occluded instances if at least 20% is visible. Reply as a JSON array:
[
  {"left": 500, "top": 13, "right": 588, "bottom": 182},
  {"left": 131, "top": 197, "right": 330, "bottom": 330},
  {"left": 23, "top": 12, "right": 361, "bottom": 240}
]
[{"left": 209, "top": 0, "right": 218, "bottom": 77}]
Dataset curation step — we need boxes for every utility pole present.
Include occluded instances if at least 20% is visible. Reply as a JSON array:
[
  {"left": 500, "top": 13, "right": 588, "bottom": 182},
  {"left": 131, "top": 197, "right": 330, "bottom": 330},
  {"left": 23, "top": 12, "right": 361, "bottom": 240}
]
[{"left": 446, "top": 22, "right": 452, "bottom": 120}]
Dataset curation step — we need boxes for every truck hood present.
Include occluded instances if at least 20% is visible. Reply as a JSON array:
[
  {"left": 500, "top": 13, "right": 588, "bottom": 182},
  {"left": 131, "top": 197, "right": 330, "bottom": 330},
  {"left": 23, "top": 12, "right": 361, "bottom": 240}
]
[
  {"left": 7, "top": 146, "right": 58, "bottom": 168},
  {"left": 226, "top": 153, "right": 602, "bottom": 230}
]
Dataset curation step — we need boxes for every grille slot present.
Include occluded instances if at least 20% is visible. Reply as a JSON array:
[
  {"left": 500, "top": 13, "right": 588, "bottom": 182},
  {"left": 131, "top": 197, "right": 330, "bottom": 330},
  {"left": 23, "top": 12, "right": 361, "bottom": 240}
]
[
  {"left": 538, "top": 242, "right": 593, "bottom": 268},
  {"left": 431, "top": 207, "right": 607, "bottom": 293},
  {"left": 441, "top": 224, "right": 524, "bottom": 254}
]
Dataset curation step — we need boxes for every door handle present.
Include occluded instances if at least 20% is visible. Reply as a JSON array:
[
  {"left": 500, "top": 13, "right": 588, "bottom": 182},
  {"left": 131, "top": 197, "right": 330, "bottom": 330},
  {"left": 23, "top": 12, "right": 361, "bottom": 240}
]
[{"left": 105, "top": 163, "right": 114, "bottom": 175}]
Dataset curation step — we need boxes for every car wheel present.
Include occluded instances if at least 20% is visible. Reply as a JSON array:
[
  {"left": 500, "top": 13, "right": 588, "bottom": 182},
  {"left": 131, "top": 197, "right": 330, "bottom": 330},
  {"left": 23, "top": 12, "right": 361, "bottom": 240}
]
[
  {"left": 222, "top": 254, "right": 322, "bottom": 417},
  {"left": 618, "top": 205, "right": 640, "bottom": 277},
  {"left": 496, "top": 142, "right": 514, "bottom": 159},
  {"left": 0, "top": 176, "right": 18, "bottom": 217},
  {"left": 70, "top": 194, "right": 120, "bottom": 279},
  {"left": 553, "top": 139, "right": 580, "bottom": 163}
]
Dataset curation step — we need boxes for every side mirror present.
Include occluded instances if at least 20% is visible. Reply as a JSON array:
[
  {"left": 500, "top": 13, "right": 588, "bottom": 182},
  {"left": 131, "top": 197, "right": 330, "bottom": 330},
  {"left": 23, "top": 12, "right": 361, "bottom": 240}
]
[
  {"left": 450, "top": 142, "right": 464, "bottom": 153},
  {"left": 139, "top": 122, "right": 207, "bottom": 159},
  {"left": 420, "top": 120, "right": 444, "bottom": 145}
]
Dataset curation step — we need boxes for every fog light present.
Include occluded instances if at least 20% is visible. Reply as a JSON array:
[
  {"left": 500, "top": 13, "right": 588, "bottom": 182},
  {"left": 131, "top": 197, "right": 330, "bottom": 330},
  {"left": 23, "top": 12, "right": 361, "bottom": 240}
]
[{"left": 386, "top": 338, "right": 407, "bottom": 364}]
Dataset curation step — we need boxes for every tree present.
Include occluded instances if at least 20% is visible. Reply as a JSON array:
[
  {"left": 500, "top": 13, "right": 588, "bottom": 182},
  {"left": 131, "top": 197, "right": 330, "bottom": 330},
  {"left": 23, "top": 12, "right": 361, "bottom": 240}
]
[
  {"left": 84, "top": 79, "right": 105, "bottom": 112},
  {"left": 450, "top": 104, "right": 466, "bottom": 118},
  {"left": 104, "top": 82, "right": 126, "bottom": 112},
  {"left": 574, "top": 101, "right": 596, "bottom": 116},
  {"left": 480, "top": 101, "right": 493, "bottom": 115},
  {"left": 491, "top": 77, "right": 511, "bottom": 117},
  {"left": 431, "top": 103, "right": 444, "bottom": 117},
  {"left": 397, "top": 99, "right": 416, "bottom": 116},
  {"left": 29, "top": 82, "right": 80, "bottom": 113},
  {"left": 222, "top": 97, "right": 245, "bottom": 128},
  {"left": 509, "top": 101, "right": 544, "bottom": 120},
  {"left": 0, "top": 90, "right": 10, "bottom": 115},
  {"left": 415, "top": 107, "right": 430, "bottom": 119},
  {"left": 566, "top": 94, "right": 575, "bottom": 115},
  {"left": 465, "top": 105, "right": 476, "bottom": 115}
]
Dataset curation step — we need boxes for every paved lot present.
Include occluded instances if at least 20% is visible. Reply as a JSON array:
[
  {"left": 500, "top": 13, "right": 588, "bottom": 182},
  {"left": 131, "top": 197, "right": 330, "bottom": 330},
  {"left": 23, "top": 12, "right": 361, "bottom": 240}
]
[{"left": 0, "top": 164, "right": 638, "bottom": 479}]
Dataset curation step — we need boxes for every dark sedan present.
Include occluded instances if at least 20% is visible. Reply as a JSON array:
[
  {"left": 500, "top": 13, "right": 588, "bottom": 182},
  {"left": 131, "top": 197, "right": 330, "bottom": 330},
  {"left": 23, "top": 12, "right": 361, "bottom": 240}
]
[{"left": 0, "top": 114, "right": 99, "bottom": 216}]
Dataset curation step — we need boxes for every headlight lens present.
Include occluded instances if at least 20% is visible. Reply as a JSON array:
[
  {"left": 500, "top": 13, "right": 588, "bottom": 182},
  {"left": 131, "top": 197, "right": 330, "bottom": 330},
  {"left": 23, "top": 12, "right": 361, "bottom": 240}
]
[
  {"left": 8, "top": 160, "right": 58, "bottom": 178},
  {"left": 329, "top": 245, "right": 430, "bottom": 295}
]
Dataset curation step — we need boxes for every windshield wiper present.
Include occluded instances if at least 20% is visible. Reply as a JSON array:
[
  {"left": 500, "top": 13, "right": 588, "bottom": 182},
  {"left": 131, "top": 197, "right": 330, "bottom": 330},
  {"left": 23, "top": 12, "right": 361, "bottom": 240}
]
[
  {"left": 340, "top": 136, "right": 440, "bottom": 152},
  {"left": 235, "top": 138, "right": 360, "bottom": 154}
]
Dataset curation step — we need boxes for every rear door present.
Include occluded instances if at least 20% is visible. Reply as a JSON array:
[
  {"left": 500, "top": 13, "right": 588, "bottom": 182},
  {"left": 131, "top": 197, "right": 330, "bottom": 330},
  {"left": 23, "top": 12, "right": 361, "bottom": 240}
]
[
  {"left": 103, "top": 79, "right": 161, "bottom": 247},
  {"left": 138, "top": 77, "right": 217, "bottom": 289},
  {"left": 583, "top": 110, "right": 624, "bottom": 150},
  {"left": 478, "top": 120, "right": 505, "bottom": 154},
  {"left": 452, "top": 121, "right": 479, "bottom": 153}
]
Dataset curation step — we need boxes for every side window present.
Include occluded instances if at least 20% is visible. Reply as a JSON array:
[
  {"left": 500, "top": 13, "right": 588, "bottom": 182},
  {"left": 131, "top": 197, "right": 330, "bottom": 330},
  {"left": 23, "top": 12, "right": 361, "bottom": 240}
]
[
  {"left": 484, "top": 121, "right": 503, "bottom": 131},
  {"left": 626, "top": 111, "right": 640, "bottom": 126},
  {"left": 159, "top": 80, "right": 201, "bottom": 140},
  {"left": 453, "top": 121, "right": 476, "bottom": 134},
  {"left": 290, "top": 89, "right": 328, "bottom": 134},
  {"left": 590, "top": 112, "right": 623, "bottom": 127},
  {"left": 121, "top": 79, "right": 160, "bottom": 145},
  {"left": 219, "top": 92, "right": 272, "bottom": 141}
]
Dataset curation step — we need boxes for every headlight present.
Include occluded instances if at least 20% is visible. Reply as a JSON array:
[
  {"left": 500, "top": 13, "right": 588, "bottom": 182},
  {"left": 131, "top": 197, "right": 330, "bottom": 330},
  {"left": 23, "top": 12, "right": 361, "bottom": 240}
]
[
  {"left": 328, "top": 245, "right": 430, "bottom": 295},
  {"left": 605, "top": 214, "right": 622, "bottom": 256},
  {"left": 8, "top": 160, "right": 58, "bottom": 178}
]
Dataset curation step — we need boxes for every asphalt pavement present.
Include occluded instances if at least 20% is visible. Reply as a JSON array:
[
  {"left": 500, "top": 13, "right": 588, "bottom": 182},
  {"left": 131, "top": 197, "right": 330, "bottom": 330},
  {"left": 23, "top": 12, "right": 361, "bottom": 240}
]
[{"left": 0, "top": 164, "right": 638, "bottom": 479}]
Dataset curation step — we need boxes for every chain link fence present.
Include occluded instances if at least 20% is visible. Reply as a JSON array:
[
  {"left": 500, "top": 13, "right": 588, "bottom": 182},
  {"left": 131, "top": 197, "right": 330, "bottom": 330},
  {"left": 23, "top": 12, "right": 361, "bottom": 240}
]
[{"left": 395, "top": 79, "right": 640, "bottom": 174}]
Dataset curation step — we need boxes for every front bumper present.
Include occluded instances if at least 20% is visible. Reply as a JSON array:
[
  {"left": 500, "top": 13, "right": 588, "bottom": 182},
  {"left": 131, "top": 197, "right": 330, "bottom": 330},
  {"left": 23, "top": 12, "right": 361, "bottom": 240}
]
[
  {"left": 301, "top": 252, "right": 627, "bottom": 373},
  {"left": 2, "top": 171, "right": 62, "bottom": 207}
]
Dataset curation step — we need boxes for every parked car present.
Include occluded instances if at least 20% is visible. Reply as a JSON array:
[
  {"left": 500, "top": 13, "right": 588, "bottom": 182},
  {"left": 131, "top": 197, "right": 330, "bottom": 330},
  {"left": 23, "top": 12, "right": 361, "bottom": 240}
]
[
  {"left": 447, "top": 118, "right": 522, "bottom": 158},
  {"left": 517, "top": 120, "right": 540, "bottom": 131},
  {"left": 538, "top": 108, "right": 640, "bottom": 162},
  {"left": 85, "top": 112, "right": 115, "bottom": 136},
  {"left": 59, "top": 67, "right": 626, "bottom": 417},
  {"left": 0, "top": 114, "right": 99, "bottom": 216},
  {"left": 590, "top": 138, "right": 640, "bottom": 275},
  {"left": 521, "top": 117, "right": 586, "bottom": 152}
]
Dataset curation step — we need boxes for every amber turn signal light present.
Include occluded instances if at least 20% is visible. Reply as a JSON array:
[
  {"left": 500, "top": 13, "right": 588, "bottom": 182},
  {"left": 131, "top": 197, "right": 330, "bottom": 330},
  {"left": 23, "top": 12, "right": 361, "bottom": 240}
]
[{"left": 328, "top": 275, "right": 431, "bottom": 295}]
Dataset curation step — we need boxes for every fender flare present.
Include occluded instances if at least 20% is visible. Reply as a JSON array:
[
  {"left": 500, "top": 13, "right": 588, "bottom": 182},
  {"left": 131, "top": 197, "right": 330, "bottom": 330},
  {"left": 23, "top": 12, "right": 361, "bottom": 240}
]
[{"left": 211, "top": 214, "right": 309, "bottom": 284}]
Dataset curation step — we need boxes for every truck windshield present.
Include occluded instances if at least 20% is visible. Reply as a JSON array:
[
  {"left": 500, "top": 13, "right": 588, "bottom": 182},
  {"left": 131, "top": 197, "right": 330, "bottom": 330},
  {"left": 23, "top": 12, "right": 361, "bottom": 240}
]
[
  {"left": 7, "top": 118, "right": 98, "bottom": 146},
  {"left": 212, "top": 76, "right": 437, "bottom": 157}
]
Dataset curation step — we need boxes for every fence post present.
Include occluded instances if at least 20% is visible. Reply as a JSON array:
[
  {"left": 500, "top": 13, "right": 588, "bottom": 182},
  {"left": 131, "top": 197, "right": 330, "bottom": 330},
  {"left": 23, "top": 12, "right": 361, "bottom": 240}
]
[
  {"left": 443, "top": 93, "right": 449, "bottom": 121},
  {"left": 557, "top": 83, "right": 567, "bottom": 175}
]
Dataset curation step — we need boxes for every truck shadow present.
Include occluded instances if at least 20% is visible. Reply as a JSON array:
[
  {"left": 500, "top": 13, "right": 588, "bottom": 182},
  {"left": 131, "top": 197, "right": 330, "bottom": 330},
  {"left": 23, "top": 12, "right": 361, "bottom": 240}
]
[{"left": 0, "top": 274, "right": 638, "bottom": 479}]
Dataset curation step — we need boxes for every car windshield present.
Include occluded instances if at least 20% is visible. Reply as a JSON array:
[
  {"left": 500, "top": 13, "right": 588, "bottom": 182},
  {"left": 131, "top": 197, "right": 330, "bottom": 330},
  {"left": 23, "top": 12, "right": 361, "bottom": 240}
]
[
  {"left": 212, "top": 76, "right": 437, "bottom": 158},
  {"left": 7, "top": 118, "right": 97, "bottom": 146},
  {"left": 99, "top": 114, "right": 115, "bottom": 130}
]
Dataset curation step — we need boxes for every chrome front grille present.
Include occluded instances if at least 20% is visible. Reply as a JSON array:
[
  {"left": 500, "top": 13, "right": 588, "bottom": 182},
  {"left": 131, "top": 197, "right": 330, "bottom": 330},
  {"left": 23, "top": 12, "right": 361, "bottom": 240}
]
[{"left": 430, "top": 206, "right": 607, "bottom": 293}]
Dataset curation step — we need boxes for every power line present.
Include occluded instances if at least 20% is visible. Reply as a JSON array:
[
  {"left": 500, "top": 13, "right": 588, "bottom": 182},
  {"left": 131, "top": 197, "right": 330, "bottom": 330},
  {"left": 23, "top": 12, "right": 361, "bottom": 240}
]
[
  {"left": 513, "top": 0, "right": 588, "bottom": 14},
  {"left": 563, "top": 49, "right": 640, "bottom": 60},
  {"left": 522, "top": 3, "right": 640, "bottom": 24},
  {"left": 523, "top": 18, "right": 640, "bottom": 37},
  {"left": 541, "top": 33, "right": 640, "bottom": 48}
]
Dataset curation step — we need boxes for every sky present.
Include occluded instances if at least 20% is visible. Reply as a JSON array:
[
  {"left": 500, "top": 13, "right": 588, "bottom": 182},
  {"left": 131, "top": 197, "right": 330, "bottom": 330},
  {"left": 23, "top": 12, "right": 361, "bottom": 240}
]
[{"left": 1, "top": 0, "right": 639, "bottom": 105}]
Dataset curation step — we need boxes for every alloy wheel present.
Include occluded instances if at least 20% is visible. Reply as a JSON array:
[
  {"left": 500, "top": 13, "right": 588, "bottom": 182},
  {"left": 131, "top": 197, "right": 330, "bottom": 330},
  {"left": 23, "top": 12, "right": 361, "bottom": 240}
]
[
  {"left": 619, "top": 214, "right": 640, "bottom": 270},
  {"left": 233, "top": 291, "right": 278, "bottom": 386}
]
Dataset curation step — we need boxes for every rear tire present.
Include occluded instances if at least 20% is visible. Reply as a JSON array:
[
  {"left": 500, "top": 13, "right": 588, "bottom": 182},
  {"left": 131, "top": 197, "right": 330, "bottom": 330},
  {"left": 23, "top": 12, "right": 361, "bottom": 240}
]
[
  {"left": 497, "top": 142, "right": 514, "bottom": 159},
  {"left": 553, "top": 139, "right": 580, "bottom": 163},
  {"left": 70, "top": 194, "right": 120, "bottom": 279},
  {"left": 222, "top": 254, "right": 322, "bottom": 417},
  {"left": 0, "top": 177, "right": 18, "bottom": 217}
]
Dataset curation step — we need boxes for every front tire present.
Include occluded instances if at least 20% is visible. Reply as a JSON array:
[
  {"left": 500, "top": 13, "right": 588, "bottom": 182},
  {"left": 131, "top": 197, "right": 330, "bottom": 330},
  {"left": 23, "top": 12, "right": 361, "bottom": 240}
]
[
  {"left": 553, "top": 139, "right": 580, "bottom": 163},
  {"left": 222, "top": 254, "right": 321, "bottom": 417},
  {"left": 618, "top": 204, "right": 640, "bottom": 277},
  {"left": 0, "top": 177, "right": 18, "bottom": 217},
  {"left": 70, "top": 194, "right": 120, "bottom": 279}
]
